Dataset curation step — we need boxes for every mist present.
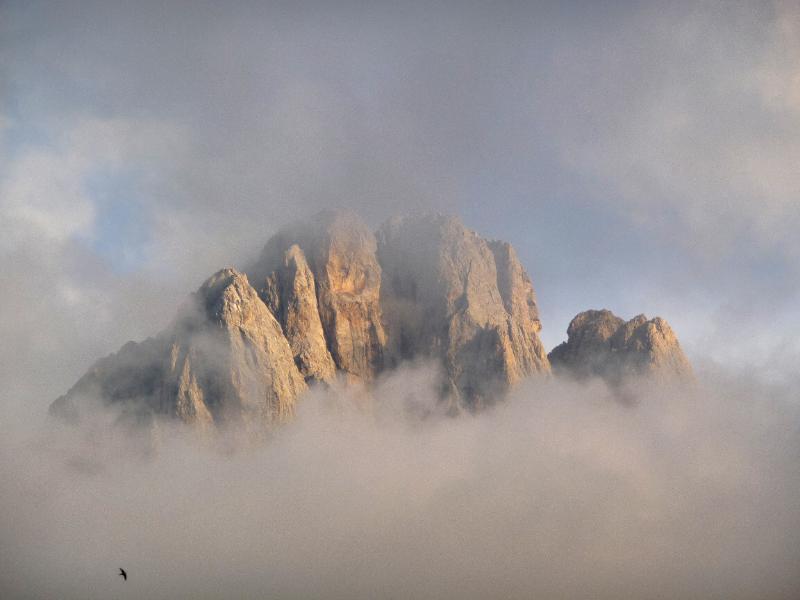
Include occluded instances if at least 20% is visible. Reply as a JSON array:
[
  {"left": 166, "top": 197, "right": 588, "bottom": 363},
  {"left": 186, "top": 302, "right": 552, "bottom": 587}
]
[
  {"left": 2, "top": 1, "right": 800, "bottom": 598},
  {"left": 1, "top": 365, "right": 798, "bottom": 599}
]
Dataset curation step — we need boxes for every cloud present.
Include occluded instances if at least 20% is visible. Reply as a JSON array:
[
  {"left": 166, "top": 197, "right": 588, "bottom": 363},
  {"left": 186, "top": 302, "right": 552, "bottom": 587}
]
[
  {"left": 0, "top": 3, "right": 798, "bottom": 597},
  {"left": 0, "top": 116, "right": 181, "bottom": 249},
  {"left": 539, "top": 1, "right": 800, "bottom": 263},
  {"left": 0, "top": 2, "right": 796, "bottom": 388},
  {"left": 0, "top": 115, "right": 191, "bottom": 421},
  {"left": 1, "top": 366, "right": 799, "bottom": 599}
]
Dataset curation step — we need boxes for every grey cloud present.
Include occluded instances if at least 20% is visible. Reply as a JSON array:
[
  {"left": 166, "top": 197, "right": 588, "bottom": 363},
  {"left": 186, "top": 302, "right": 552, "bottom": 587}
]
[
  {"left": 1, "top": 3, "right": 799, "bottom": 596},
  {"left": 2, "top": 368, "right": 799, "bottom": 599}
]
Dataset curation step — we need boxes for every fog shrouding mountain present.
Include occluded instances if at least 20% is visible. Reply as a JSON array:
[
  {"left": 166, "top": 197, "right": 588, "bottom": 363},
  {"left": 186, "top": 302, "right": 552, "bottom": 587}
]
[
  {"left": 53, "top": 211, "right": 557, "bottom": 429},
  {"left": 14, "top": 210, "right": 800, "bottom": 600},
  {"left": 52, "top": 210, "right": 692, "bottom": 435},
  {"left": 2, "top": 1, "right": 800, "bottom": 599},
  {"left": 4, "top": 369, "right": 800, "bottom": 600}
]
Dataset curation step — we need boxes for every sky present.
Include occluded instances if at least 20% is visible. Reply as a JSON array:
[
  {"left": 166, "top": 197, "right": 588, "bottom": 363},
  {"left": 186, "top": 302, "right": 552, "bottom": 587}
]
[
  {"left": 1, "top": 0, "right": 800, "bottom": 406},
  {"left": 0, "top": 2, "right": 799, "bottom": 597}
]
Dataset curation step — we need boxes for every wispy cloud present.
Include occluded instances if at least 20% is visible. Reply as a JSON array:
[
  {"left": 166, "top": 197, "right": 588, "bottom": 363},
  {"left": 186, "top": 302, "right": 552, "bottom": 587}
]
[{"left": 2, "top": 368, "right": 799, "bottom": 599}]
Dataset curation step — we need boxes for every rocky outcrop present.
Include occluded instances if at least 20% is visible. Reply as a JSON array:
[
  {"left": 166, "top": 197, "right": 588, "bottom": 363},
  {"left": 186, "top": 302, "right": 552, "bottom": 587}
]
[
  {"left": 377, "top": 214, "right": 549, "bottom": 410},
  {"left": 51, "top": 268, "right": 307, "bottom": 431},
  {"left": 547, "top": 310, "right": 624, "bottom": 379},
  {"left": 252, "top": 211, "right": 549, "bottom": 408},
  {"left": 49, "top": 335, "right": 170, "bottom": 426},
  {"left": 251, "top": 210, "right": 386, "bottom": 383},
  {"left": 190, "top": 268, "right": 307, "bottom": 425},
  {"left": 548, "top": 309, "right": 692, "bottom": 383},
  {"left": 261, "top": 245, "right": 337, "bottom": 383},
  {"left": 53, "top": 210, "right": 692, "bottom": 433},
  {"left": 489, "top": 240, "right": 549, "bottom": 380}
]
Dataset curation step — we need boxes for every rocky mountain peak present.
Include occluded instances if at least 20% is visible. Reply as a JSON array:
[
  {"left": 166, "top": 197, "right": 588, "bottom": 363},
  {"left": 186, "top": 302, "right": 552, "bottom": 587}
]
[
  {"left": 377, "top": 212, "right": 549, "bottom": 409},
  {"left": 52, "top": 211, "right": 691, "bottom": 433},
  {"left": 261, "top": 244, "right": 337, "bottom": 383},
  {"left": 549, "top": 309, "right": 692, "bottom": 383},
  {"left": 251, "top": 209, "right": 386, "bottom": 383},
  {"left": 52, "top": 267, "right": 307, "bottom": 433},
  {"left": 197, "top": 267, "right": 255, "bottom": 321}
]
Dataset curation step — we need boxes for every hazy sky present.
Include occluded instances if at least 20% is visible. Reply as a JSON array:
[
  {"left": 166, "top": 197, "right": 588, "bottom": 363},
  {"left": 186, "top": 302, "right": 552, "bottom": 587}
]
[
  {"left": 1, "top": 2, "right": 799, "bottom": 598},
  {"left": 2, "top": 0, "right": 799, "bottom": 407}
]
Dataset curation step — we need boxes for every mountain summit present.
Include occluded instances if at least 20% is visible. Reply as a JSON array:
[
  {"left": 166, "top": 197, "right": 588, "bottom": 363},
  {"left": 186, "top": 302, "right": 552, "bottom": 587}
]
[
  {"left": 548, "top": 309, "right": 692, "bottom": 384},
  {"left": 51, "top": 211, "right": 689, "bottom": 432}
]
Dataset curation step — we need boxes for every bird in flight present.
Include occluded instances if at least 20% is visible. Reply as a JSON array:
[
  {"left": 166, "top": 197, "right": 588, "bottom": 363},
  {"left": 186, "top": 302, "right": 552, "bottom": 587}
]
[{"left": 118, "top": 568, "right": 127, "bottom": 581}]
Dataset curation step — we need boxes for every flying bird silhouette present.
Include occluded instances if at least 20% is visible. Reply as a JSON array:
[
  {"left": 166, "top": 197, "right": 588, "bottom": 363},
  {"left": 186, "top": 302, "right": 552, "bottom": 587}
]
[{"left": 118, "top": 568, "right": 127, "bottom": 581}]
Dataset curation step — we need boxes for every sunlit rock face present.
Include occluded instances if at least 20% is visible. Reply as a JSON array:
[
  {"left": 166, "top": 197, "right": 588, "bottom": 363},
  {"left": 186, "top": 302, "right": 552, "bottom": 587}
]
[
  {"left": 377, "top": 214, "right": 550, "bottom": 410},
  {"left": 251, "top": 209, "right": 387, "bottom": 384},
  {"left": 261, "top": 244, "right": 337, "bottom": 384},
  {"left": 51, "top": 268, "right": 307, "bottom": 432},
  {"left": 54, "top": 211, "right": 692, "bottom": 431},
  {"left": 253, "top": 210, "right": 550, "bottom": 410},
  {"left": 548, "top": 309, "right": 692, "bottom": 384}
]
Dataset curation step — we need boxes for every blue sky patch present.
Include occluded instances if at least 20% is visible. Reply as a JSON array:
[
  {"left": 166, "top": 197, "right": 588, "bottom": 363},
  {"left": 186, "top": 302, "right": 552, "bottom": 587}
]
[{"left": 81, "top": 166, "right": 151, "bottom": 274}]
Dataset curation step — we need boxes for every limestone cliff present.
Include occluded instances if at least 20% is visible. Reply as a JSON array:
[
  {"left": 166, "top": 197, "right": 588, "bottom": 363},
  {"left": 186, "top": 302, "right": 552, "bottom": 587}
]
[
  {"left": 261, "top": 244, "right": 337, "bottom": 383},
  {"left": 489, "top": 240, "right": 549, "bottom": 380},
  {"left": 251, "top": 210, "right": 386, "bottom": 383},
  {"left": 51, "top": 268, "right": 306, "bottom": 431},
  {"left": 52, "top": 211, "right": 690, "bottom": 432},
  {"left": 548, "top": 309, "right": 692, "bottom": 383},
  {"left": 376, "top": 214, "right": 550, "bottom": 409}
]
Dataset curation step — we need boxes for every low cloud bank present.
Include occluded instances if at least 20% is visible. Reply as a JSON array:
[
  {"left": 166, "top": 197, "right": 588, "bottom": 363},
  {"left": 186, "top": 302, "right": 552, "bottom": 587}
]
[{"left": 2, "top": 365, "right": 799, "bottom": 599}]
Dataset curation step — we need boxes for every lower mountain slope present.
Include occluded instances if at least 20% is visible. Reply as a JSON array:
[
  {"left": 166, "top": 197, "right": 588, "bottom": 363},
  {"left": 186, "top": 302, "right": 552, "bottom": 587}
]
[{"left": 51, "top": 268, "right": 306, "bottom": 431}]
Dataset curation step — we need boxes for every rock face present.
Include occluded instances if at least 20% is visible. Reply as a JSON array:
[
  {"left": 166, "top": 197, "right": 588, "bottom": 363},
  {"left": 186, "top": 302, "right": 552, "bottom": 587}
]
[
  {"left": 548, "top": 309, "right": 692, "bottom": 383},
  {"left": 490, "top": 240, "right": 550, "bottom": 380},
  {"left": 377, "top": 214, "right": 549, "bottom": 409},
  {"left": 251, "top": 210, "right": 386, "bottom": 383},
  {"left": 51, "top": 268, "right": 307, "bottom": 431},
  {"left": 54, "top": 211, "right": 690, "bottom": 432},
  {"left": 251, "top": 210, "right": 549, "bottom": 408},
  {"left": 261, "top": 245, "right": 337, "bottom": 383}
]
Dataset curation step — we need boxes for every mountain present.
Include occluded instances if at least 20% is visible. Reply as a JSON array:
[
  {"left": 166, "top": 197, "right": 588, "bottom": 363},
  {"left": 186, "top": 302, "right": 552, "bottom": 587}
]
[
  {"left": 376, "top": 214, "right": 549, "bottom": 410},
  {"left": 248, "top": 210, "right": 552, "bottom": 410},
  {"left": 51, "top": 211, "right": 691, "bottom": 432},
  {"left": 548, "top": 309, "right": 692, "bottom": 383},
  {"left": 249, "top": 210, "right": 387, "bottom": 385},
  {"left": 50, "top": 268, "right": 307, "bottom": 433}
]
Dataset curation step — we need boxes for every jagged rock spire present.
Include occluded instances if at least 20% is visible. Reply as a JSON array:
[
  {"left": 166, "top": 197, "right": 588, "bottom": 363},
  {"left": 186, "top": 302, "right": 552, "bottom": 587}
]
[
  {"left": 377, "top": 213, "right": 550, "bottom": 410},
  {"left": 251, "top": 209, "right": 387, "bottom": 383},
  {"left": 52, "top": 268, "right": 307, "bottom": 431},
  {"left": 261, "top": 244, "right": 337, "bottom": 383}
]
